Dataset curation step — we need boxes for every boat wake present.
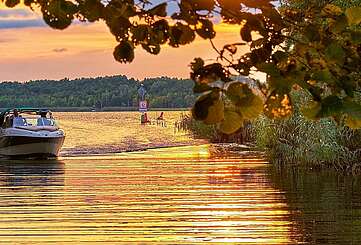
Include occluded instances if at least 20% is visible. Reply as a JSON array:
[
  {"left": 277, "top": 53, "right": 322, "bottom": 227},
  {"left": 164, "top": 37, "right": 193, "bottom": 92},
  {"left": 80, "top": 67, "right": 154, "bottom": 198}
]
[{"left": 60, "top": 141, "right": 200, "bottom": 156}]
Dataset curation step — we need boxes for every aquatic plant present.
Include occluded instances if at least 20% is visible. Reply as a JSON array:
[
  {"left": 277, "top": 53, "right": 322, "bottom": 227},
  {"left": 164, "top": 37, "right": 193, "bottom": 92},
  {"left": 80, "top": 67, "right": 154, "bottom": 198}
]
[{"left": 252, "top": 91, "right": 361, "bottom": 173}]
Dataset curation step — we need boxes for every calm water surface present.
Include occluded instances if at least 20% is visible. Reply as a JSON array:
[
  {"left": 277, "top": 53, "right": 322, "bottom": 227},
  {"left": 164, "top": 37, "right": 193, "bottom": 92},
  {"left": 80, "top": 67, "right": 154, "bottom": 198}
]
[
  {"left": 54, "top": 111, "right": 198, "bottom": 155},
  {"left": 0, "top": 112, "right": 360, "bottom": 244}
]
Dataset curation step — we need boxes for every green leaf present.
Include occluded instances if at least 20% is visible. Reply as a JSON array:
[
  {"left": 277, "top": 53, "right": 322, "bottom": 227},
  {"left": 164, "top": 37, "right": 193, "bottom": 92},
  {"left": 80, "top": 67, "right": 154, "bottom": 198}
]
[
  {"left": 322, "top": 4, "right": 343, "bottom": 16},
  {"left": 203, "top": 98, "right": 224, "bottom": 124},
  {"left": 79, "top": 0, "right": 104, "bottom": 22},
  {"left": 169, "top": 23, "right": 195, "bottom": 47},
  {"left": 250, "top": 38, "right": 266, "bottom": 49},
  {"left": 272, "top": 51, "right": 288, "bottom": 64},
  {"left": 339, "top": 76, "right": 355, "bottom": 97},
  {"left": 304, "top": 24, "right": 320, "bottom": 42},
  {"left": 226, "top": 82, "right": 252, "bottom": 105},
  {"left": 193, "top": 83, "right": 211, "bottom": 93},
  {"left": 311, "top": 69, "right": 334, "bottom": 83},
  {"left": 132, "top": 25, "right": 148, "bottom": 43},
  {"left": 294, "top": 43, "right": 309, "bottom": 57},
  {"left": 42, "top": 0, "right": 76, "bottom": 30},
  {"left": 151, "top": 20, "right": 169, "bottom": 44},
  {"left": 191, "top": 58, "right": 204, "bottom": 72},
  {"left": 256, "top": 63, "right": 280, "bottom": 77},
  {"left": 250, "top": 46, "right": 272, "bottom": 64},
  {"left": 237, "top": 95, "right": 264, "bottom": 120},
  {"left": 329, "top": 15, "right": 348, "bottom": 34},
  {"left": 261, "top": 6, "right": 283, "bottom": 27},
  {"left": 343, "top": 100, "right": 361, "bottom": 129},
  {"left": 192, "top": 93, "right": 213, "bottom": 120},
  {"left": 350, "top": 30, "right": 361, "bottom": 45},
  {"left": 325, "top": 42, "right": 345, "bottom": 65},
  {"left": 147, "top": 3, "right": 167, "bottom": 17},
  {"left": 301, "top": 101, "right": 321, "bottom": 120},
  {"left": 5, "top": 0, "right": 20, "bottom": 8},
  {"left": 219, "top": 111, "right": 243, "bottom": 134},
  {"left": 268, "top": 76, "right": 292, "bottom": 94},
  {"left": 108, "top": 16, "right": 132, "bottom": 38},
  {"left": 174, "top": 1, "right": 198, "bottom": 24},
  {"left": 105, "top": 0, "right": 136, "bottom": 18},
  {"left": 240, "top": 24, "right": 252, "bottom": 42},
  {"left": 345, "top": 7, "right": 361, "bottom": 25},
  {"left": 191, "top": 63, "right": 229, "bottom": 83},
  {"left": 192, "top": 92, "right": 224, "bottom": 124},
  {"left": 243, "top": 0, "right": 272, "bottom": 8},
  {"left": 184, "top": 0, "right": 215, "bottom": 11},
  {"left": 319, "top": 95, "right": 343, "bottom": 117},
  {"left": 113, "top": 41, "right": 134, "bottom": 63},
  {"left": 225, "top": 82, "right": 263, "bottom": 120},
  {"left": 196, "top": 19, "right": 216, "bottom": 39}
]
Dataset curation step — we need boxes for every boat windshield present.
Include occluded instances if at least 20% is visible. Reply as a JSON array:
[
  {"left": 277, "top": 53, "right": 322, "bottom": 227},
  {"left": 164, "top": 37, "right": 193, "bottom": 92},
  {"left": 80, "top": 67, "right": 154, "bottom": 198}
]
[{"left": 12, "top": 116, "right": 57, "bottom": 127}]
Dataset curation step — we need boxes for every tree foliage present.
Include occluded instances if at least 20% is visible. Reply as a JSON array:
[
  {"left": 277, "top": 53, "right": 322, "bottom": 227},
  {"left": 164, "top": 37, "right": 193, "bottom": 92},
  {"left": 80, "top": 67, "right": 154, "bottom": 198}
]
[
  {"left": 0, "top": 76, "right": 195, "bottom": 108},
  {"left": 2, "top": 0, "right": 361, "bottom": 133}
]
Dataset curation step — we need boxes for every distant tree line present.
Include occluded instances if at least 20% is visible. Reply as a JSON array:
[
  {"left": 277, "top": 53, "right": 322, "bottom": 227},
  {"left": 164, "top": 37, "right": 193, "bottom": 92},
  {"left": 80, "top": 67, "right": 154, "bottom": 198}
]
[{"left": 0, "top": 76, "right": 195, "bottom": 108}]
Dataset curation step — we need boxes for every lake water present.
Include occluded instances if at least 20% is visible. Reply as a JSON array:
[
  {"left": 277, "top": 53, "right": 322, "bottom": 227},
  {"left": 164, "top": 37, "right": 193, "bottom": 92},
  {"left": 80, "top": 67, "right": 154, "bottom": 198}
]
[
  {"left": 0, "top": 112, "right": 360, "bottom": 244},
  {"left": 55, "top": 111, "right": 200, "bottom": 155}
]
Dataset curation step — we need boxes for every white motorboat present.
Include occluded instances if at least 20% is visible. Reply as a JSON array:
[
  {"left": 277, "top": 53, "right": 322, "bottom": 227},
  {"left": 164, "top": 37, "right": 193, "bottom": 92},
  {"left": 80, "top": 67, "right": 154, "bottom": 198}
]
[{"left": 0, "top": 108, "right": 65, "bottom": 158}]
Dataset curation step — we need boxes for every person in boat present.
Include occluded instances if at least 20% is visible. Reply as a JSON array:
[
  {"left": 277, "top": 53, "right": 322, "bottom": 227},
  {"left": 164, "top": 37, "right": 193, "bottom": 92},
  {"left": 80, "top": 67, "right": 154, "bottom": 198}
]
[
  {"left": 13, "top": 109, "right": 19, "bottom": 117},
  {"left": 12, "top": 109, "right": 28, "bottom": 127},
  {"left": 14, "top": 116, "right": 27, "bottom": 126},
  {"left": 37, "top": 112, "right": 52, "bottom": 126}
]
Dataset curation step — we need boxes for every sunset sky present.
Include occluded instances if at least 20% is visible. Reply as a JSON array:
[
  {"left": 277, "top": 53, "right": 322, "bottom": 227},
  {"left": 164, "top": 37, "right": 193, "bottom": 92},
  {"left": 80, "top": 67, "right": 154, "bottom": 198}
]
[{"left": 0, "top": 3, "right": 246, "bottom": 82}]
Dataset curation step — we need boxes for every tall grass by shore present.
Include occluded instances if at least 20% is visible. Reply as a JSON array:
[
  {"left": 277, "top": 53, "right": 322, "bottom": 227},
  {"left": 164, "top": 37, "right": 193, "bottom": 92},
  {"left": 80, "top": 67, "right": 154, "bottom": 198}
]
[
  {"left": 177, "top": 91, "right": 361, "bottom": 173},
  {"left": 252, "top": 90, "right": 361, "bottom": 173},
  {"left": 175, "top": 113, "right": 220, "bottom": 141},
  {"left": 253, "top": 114, "right": 361, "bottom": 173}
]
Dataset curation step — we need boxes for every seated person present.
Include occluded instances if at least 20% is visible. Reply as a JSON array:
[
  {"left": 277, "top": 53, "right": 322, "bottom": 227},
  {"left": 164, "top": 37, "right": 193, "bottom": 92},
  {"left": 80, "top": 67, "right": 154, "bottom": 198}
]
[
  {"left": 13, "top": 116, "right": 27, "bottom": 127},
  {"left": 37, "top": 116, "right": 52, "bottom": 126}
]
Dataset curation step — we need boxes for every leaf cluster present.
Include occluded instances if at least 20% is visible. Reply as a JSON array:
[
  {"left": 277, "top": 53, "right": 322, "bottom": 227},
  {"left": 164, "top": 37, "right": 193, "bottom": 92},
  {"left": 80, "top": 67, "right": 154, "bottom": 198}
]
[{"left": 3, "top": 0, "right": 361, "bottom": 132}]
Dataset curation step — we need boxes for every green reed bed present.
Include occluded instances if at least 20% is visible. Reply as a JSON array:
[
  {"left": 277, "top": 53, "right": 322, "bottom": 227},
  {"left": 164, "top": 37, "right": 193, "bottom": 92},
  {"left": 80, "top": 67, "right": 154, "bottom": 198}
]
[
  {"left": 252, "top": 90, "right": 361, "bottom": 173},
  {"left": 176, "top": 113, "right": 220, "bottom": 141},
  {"left": 253, "top": 114, "right": 361, "bottom": 172},
  {"left": 177, "top": 91, "right": 361, "bottom": 173}
]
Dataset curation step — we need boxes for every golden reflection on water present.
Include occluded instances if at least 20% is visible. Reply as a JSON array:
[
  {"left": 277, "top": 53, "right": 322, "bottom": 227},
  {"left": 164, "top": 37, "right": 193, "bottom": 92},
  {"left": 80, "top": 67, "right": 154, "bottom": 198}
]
[
  {"left": 0, "top": 145, "right": 294, "bottom": 244},
  {"left": 53, "top": 111, "right": 200, "bottom": 155}
]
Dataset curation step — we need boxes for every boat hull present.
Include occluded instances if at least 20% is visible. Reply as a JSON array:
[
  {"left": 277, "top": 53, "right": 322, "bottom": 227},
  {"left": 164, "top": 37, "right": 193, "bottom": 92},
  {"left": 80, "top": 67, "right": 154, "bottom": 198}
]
[{"left": 0, "top": 136, "right": 65, "bottom": 158}]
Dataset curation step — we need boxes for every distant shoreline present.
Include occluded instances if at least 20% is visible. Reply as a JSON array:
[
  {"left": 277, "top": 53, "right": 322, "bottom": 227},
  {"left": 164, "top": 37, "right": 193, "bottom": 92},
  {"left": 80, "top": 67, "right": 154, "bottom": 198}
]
[{"left": 0, "top": 107, "right": 190, "bottom": 112}]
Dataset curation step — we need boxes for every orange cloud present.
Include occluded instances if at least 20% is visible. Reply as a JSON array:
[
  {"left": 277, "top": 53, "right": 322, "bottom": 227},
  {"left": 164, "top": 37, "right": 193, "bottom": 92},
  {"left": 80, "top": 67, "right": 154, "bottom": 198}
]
[{"left": 0, "top": 6, "right": 247, "bottom": 82}]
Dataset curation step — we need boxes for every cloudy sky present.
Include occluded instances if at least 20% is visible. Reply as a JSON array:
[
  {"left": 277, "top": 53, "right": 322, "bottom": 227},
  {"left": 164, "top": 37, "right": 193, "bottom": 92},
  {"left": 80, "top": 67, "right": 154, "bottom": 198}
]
[{"left": 0, "top": 3, "right": 245, "bottom": 82}]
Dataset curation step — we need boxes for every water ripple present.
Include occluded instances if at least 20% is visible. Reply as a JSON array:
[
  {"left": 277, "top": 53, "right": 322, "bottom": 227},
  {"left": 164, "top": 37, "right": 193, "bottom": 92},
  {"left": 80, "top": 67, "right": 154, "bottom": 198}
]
[{"left": 0, "top": 145, "right": 297, "bottom": 244}]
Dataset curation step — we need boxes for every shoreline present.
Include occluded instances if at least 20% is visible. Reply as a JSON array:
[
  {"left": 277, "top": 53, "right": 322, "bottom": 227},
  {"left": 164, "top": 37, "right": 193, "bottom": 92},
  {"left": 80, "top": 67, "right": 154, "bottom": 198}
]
[
  {"left": 59, "top": 142, "right": 259, "bottom": 159},
  {"left": 0, "top": 107, "right": 191, "bottom": 112}
]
